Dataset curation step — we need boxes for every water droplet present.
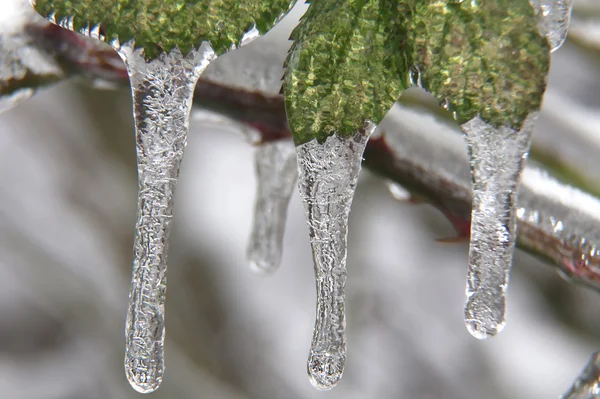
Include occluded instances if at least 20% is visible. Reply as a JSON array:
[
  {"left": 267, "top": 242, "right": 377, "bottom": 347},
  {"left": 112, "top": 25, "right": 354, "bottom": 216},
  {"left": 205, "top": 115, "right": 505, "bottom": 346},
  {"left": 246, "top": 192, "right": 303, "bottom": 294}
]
[
  {"left": 118, "top": 42, "right": 216, "bottom": 394},
  {"left": 409, "top": 65, "right": 423, "bottom": 88},
  {"left": 562, "top": 352, "right": 600, "bottom": 398},
  {"left": 296, "top": 126, "right": 374, "bottom": 390},
  {"left": 247, "top": 139, "right": 298, "bottom": 274},
  {"left": 461, "top": 113, "right": 538, "bottom": 339}
]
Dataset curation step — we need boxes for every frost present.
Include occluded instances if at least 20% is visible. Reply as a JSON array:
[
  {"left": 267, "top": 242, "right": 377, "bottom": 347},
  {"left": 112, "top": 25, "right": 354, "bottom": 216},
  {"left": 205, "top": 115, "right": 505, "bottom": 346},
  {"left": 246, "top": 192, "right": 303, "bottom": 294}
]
[
  {"left": 563, "top": 352, "right": 600, "bottom": 398},
  {"left": 118, "top": 41, "right": 216, "bottom": 394},
  {"left": 461, "top": 113, "right": 538, "bottom": 339},
  {"left": 295, "top": 124, "right": 373, "bottom": 390},
  {"left": 529, "top": 0, "right": 573, "bottom": 51},
  {"left": 247, "top": 139, "right": 297, "bottom": 274}
]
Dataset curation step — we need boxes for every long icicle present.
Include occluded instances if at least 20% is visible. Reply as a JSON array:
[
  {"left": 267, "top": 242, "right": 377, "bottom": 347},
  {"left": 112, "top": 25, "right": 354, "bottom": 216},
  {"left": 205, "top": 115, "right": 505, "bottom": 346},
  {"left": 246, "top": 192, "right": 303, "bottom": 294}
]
[
  {"left": 296, "top": 123, "right": 374, "bottom": 390},
  {"left": 462, "top": 114, "right": 538, "bottom": 339},
  {"left": 119, "top": 42, "right": 215, "bottom": 393},
  {"left": 247, "top": 139, "right": 298, "bottom": 273}
]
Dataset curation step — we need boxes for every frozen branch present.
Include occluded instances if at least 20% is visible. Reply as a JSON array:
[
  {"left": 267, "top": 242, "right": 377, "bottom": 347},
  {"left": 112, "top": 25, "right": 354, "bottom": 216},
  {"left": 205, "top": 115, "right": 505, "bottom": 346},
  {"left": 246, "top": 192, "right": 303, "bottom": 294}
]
[{"left": 3, "top": 20, "right": 600, "bottom": 292}]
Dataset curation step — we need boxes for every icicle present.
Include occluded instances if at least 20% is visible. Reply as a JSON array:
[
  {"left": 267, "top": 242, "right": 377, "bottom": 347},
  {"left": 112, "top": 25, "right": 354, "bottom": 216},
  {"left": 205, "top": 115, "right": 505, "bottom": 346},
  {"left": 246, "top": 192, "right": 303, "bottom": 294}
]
[
  {"left": 529, "top": 0, "right": 573, "bottom": 51},
  {"left": 562, "top": 352, "right": 600, "bottom": 398},
  {"left": 461, "top": 113, "right": 538, "bottom": 339},
  {"left": 118, "top": 42, "right": 216, "bottom": 394},
  {"left": 296, "top": 122, "right": 374, "bottom": 390},
  {"left": 247, "top": 139, "right": 297, "bottom": 274}
]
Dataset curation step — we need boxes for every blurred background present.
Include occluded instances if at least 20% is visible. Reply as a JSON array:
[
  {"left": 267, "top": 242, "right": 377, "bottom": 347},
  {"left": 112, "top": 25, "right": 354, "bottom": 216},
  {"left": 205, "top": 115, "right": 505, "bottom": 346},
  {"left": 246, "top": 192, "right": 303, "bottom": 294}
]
[{"left": 1, "top": 1, "right": 600, "bottom": 398}]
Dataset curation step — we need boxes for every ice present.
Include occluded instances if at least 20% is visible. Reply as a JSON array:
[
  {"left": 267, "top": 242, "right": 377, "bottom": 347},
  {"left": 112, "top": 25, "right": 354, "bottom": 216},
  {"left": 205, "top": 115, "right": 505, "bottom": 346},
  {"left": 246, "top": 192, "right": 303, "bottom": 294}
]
[
  {"left": 0, "top": 33, "right": 63, "bottom": 113},
  {"left": 529, "top": 0, "right": 573, "bottom": 51},
  {"left": 461, "top": 113, "right": 538, "bottom": 339},
  {"left": 386, "top": 181, "right": 411, "bottom": 201},
  {"left": 295, "top": 123, "right": 374, "bottom": 390},
  {"left": 562, "top": 352, "right": 600, "bottom": 398},
  {"left": 117, "top": 42, "right": 216, "bottom": 394},
  {"left": 247, "top": 139, "right": 297, "bottom": 274},
  {"left": 239, "top": 25, "right": 261, "bottom": 47}
]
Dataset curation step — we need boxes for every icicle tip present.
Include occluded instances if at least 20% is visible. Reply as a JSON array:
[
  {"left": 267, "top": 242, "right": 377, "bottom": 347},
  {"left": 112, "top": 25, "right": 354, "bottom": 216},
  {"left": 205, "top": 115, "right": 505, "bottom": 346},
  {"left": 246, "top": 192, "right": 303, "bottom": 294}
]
[
  {"left": 247, "top": 258, "right": 278, "bottom": 275},
  {"left": 125, "top": 366, "right": 162, "bottom": 394},
  {"left": 307, "top": 351, "right": 345, "bottom": 391},
  {"left": 464, "top": 292, "right": 507, "bottom": 340}
]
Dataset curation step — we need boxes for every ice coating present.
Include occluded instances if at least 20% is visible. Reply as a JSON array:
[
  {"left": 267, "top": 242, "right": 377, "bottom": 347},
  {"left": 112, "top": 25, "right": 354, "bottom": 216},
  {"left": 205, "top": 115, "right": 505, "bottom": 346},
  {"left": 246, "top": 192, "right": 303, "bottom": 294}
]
[
  {"left": 239, "top": 25, "right": 261, "bottom": 48},
  {"left": 562, "top": 352, "right": 600, "bottom": 398},
  {"left": 461, "top": 113, "right": 538, "bottom": 339},
  {"left": 296, "top": 125, "right": 373, "bottom": 390},
  {"left": 247, "top": 139, "right": 298, "bottom": 274},
  {"left": 0, "top": 32, "right": 63, "bottom": 113},
  {"left": 529, "top": 0, "right": 573, "bottom": 51},
  {"left": 119, "top": 42, "right": 216, "bottom": 394}
]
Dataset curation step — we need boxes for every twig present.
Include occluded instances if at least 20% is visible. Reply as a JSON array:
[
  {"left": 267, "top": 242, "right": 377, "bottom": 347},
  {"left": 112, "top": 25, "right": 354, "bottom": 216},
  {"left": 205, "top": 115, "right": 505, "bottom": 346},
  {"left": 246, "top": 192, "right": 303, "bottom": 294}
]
[{"left": 6, "top": 22, "right": 600, "bottom": 292}]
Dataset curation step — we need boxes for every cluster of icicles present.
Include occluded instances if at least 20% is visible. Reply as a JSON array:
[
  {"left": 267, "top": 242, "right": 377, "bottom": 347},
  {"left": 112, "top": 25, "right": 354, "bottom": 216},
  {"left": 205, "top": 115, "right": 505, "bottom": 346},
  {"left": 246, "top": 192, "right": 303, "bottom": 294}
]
[{"left": 34, "top": 0, "right": 600, "bottom": 397}]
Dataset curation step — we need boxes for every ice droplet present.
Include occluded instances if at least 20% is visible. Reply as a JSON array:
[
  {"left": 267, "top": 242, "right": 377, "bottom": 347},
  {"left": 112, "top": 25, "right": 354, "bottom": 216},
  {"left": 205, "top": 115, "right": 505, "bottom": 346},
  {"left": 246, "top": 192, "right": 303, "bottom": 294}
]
[
  {"left": 562, "top": 352, "right": 600, "bottom": 399},
  {"left": 247, "top": 139, "right": 298, "bottom": 274},
  {"left": 529, "top": 0, "right": 573, "bottom": 51},
  {"left": 461, "top": 113, "right": 538, "bottom": 339},
  {"left": 118, "top": 42, "right": 216, "bottom": 394},
  {"left": 296, "top": 124, "right": 374, "bottom": 390},
  {"left": 386, "top": 181, "right": 411, "bottom": 201}
]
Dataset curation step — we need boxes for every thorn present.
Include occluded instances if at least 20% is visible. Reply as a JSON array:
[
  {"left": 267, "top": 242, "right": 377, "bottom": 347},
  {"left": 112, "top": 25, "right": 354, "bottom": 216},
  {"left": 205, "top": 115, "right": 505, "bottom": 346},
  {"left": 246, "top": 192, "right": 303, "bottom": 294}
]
[{"left": 439, "top": 209, "right": 471, "bottom": 240}]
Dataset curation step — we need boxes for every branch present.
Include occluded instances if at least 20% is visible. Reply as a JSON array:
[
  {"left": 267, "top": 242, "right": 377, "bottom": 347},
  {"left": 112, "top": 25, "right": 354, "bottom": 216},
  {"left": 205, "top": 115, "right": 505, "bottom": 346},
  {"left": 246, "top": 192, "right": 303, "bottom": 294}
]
[{"left": 5, "top": 21, "right": 600, "bottom": 291}]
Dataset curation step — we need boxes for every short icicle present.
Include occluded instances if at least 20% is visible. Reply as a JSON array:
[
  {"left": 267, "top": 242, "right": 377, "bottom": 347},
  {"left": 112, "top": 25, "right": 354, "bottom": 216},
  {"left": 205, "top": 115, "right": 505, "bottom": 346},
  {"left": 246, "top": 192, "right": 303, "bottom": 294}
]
[
  {"left": 119, "top": 42, "right": 216, "bottom": 393},
  {"left": 296, "top": 123, "right": 375, "bottom": 390},
  {"left": 529, "top": 0, "right": 573, "bottom": 51},
  {"left": 562, "top": 352, "right": 600, "bottom": 398},
  {"left": 247, "top": 139, "right": 298, "bottom": 274},
  {"left": 462, "top": 113, "right": 538, "bottom": 339}
]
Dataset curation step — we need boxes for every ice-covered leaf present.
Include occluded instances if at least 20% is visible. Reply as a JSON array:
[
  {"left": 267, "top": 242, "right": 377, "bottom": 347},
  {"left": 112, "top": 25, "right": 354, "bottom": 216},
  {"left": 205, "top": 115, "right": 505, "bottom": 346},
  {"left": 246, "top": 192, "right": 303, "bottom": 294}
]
[
  {"left": 32, "top": 0, "right": 294, "bottom": 60},
  {"left": 402, "top": 1, "right": 550, "bottom": 339},
  {"left": 284, "top": 0, "right": 549, "bottom": 140},
  {"left": 406, "top": 0, "right": 550, "bottom": 129},
  {"left": 283, "top": 0, "right": 405, "bottom": 145},
  {"left": 30, "top": 0, "right": 295, "bottom": 393},
  {"left": 284, "top": 0, "right": 552, "bottom": 342}
]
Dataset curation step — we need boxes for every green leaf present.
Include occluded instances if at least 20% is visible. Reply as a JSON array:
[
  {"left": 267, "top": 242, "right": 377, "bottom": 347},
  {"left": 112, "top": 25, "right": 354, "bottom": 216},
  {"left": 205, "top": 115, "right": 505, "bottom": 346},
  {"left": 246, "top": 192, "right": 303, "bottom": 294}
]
[
  {"left": 32, "top": 0, "right": 294, "bottom": 61},
  {"left": 284, "top": 0, "right": 551, "bottom": 145},
  {"left": 284, "top": 0, "right": 406, "bottom": 145},
  {"left": 406, "top": 0, "right": 551, "bottom": 129}
]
